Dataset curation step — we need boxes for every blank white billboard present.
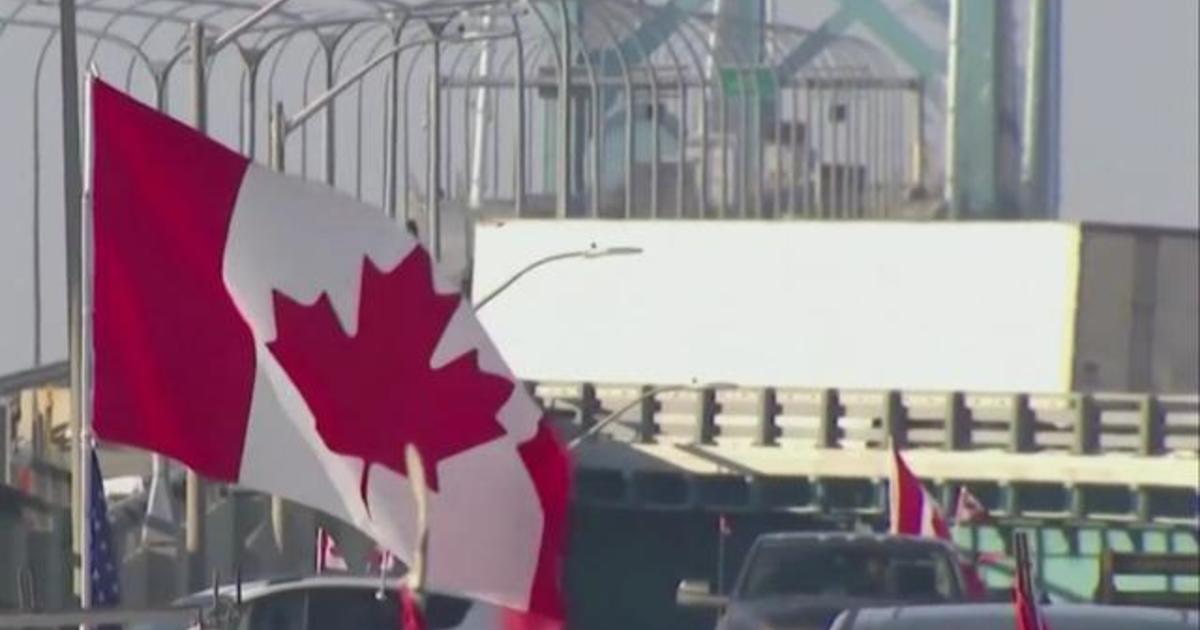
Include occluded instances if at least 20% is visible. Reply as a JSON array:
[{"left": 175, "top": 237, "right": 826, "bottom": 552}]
[{"left": 473, "top": 221, "right": 1081, "bottom": 393}]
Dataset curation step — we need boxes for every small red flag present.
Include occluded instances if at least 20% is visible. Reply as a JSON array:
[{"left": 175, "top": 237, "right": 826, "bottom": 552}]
[
  {"left": 955, "top": 485, "right": 990, "bottom": 525},
  {"left": 1012, "top": 533, "right": 1050, "bottom": 630},
  {"left": 400, "top": 588, "right": 426, "bottom": 630}
]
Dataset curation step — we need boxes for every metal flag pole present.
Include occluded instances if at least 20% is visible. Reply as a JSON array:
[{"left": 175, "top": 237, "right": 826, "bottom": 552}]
[
  {"left": 79, "top": 65, "right": 98, "bottom": 624},
  {"left": 184, "top": 22, "right": 209, "bottom": 593},
  {"left": 57, "top": 0, "right": 86, "bottom": 613}
]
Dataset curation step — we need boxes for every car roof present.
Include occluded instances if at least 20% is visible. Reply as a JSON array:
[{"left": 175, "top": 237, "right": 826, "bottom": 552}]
[
  {"left": 176, "top": 574, "right": 407, "bottom": 604},
  {"left": 834, "top": 603, "right": 1200, "bottom": 630},
  {"left": 754, "top": 531, "right": 957, "bottom": 549}
]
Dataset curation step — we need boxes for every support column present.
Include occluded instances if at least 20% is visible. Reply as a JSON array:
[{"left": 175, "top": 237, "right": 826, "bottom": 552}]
[{"left": 945, "top": 0, "right": 1020, "bottom": 218}]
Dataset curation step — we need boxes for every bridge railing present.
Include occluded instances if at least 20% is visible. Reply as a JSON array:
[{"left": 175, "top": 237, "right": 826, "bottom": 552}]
[
  {"left": 532, "top": 382, "right": 1200, "bottom": 458},
  {"left": 531, "top": 382, "right": 1199, "bottom": 522}
]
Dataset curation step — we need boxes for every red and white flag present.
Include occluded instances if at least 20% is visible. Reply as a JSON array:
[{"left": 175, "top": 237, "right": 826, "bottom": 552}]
[
  {"left": 90, "top": 79, "right": 568, "bottom": 625},
  {"left": 955, "top": 485, "right": 990, "bottom": 525},
  {"left": 400, "top": 589, "right": 427, "bottom": 630},
  {"left": 370, "top": 547, "right": 398, "bottom": 573},
  {"left": 889, "top": 449, "right": 987, "bottom": 599},
  {"left": 1013, "top": 533, "right": 1050, "bottom": 630},
  {"left": 316, "top": 527, "right": 349, "bottom": 573},
  {"left": 316, "top": 527, "right": 397, "bottom": 574},
  {"left": 889, "top": 449, "right": 951, "bottom": 540}
]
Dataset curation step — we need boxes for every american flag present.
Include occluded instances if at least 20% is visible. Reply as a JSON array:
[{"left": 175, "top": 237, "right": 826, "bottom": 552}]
[{"left": 88, "top": 448, "right": 122, "bottom": 617}]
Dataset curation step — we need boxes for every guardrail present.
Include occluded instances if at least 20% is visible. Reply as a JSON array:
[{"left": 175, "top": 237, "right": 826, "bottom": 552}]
[
  {"left": 532, "top": 382, "right": 1200, "bottom": 457},
  {"left": 532, "top": 382, "right": 1200, "bottom": 521},
  {"left": 1094, "top": 551, "right": 1200, "bottom": 609}
]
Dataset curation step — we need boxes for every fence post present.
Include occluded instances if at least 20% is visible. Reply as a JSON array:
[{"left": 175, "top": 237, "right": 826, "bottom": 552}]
[
  {"left": 817, "top": 388, "right": 841, "bottom": 449},
  {"left": 883, "top": 390, "right": 908, "bottom": 449},
  {"left": 1137, "top": 394, "right": 1165, "bottom": 456},
  {"left": 1, "top": 400, "right": 9, "bottom": 486},
  {"left": 944, "top": 391, "right": 971, "bottom": 451},
  {"left": 637, "top": 385, "right": 658, "bottom": 444},
  {"left": 1072, "top": 394, "right": 1100, "bottom": 455},
  {"left": 578, "top": 383, "right": 598, "bottom": 432},
  {"left": 695, "top": 387, "right": 717, "bottom": 445},
  {"left": 757, "top": 388, "right": 778, "bottom": 446},
  {"left": 1008, "top": 393, "right": 1035, "bottom": 453}
]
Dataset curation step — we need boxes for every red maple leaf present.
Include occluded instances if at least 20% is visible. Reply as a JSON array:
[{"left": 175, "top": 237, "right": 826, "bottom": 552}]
[{"left": 267, "top": 249, "right": 510, "bottom": 510}]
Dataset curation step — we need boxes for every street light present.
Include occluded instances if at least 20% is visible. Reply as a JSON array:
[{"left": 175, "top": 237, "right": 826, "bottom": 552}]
[
  {"left": 473, "top": 244, "right": 644, "bottom": 311},
  {"left": 268, "top": 25, "right": 517, "bottom": 262},
  {"left": 567, "top": 381, "right": 739, "bottom": 450},
  {"left": 274, "top": 28, "right": 517, "bottom": 147}
]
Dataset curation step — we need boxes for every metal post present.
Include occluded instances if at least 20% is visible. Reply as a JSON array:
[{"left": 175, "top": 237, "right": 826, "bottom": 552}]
[
  {"left": 321, "top": 35, "right": 337, "bottom": 187},
  {"left": 1021, "top": 0, "right": 1048, "bottom": 216},
  {"left": 512, "top": 15, "right": 526, "bottom": 216},
  {"left": 386, "top": 27, "right": 402, "bottom": 219},
  {"left": 267, "top": 102, "right": 289, "bottom": 563},
  {"left": 556, "top": 0, "right": 571, "bottom": 218},
  {"left": 186, "top": 21, "right": 208, "bottom": 593},
  {"left": 427, "top": 39, "right": 442, "bottom": 261},
  {"left": 59, "top": 0, "right": 85, "bottom": 606},
  {"left": 270, "top": 102, "right": 286, "bottom": 172},
  {"left": 911, "top": 80, "right": 926, "bottom": 194},
  {"left": 239, "top": 49, "right": 262, "bottom": 160},
  {"left": 469, "top": 14, "right": 494, "bottom": 209},
  {"left": 944, "top": 0, "right": 962, "bottom": 216}
]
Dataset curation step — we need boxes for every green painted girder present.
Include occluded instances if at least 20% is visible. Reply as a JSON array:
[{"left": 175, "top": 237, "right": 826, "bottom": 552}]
[
  {"left": 947, "top": 0, "right": 1004, "bottom": 216},
  {"left": 586, "top": 0, "right": 709, "bottom": 117},
  {"left": 774, "top": 0, "right": 944, "bottom": 81},
  {"left": 608, "top": 0, "right": 709, "bottom": 69}
]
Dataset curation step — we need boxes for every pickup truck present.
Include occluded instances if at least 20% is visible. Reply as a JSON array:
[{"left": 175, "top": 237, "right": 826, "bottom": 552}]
[{"left": 677, "top": 532, "right": 974, "bottom": 630}]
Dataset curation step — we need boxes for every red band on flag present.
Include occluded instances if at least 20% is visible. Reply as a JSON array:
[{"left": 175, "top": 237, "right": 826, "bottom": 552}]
[
  {"left": 513, "top": 423, "right": 571, "bottom": 625},
  {"left": 890, "top": 449, "right": 926, "bottom": 535},
  {"left": 92, "top": 79, "right": 255, "bottom": 480}
]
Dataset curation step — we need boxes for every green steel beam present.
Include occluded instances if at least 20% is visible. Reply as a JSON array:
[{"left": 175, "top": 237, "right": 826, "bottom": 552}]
[
  {"left": 946, "top": 0, "right": 1004, "bottom": 216},
  {"left": 610, "top": 0, "right": 709, "bottom": 68},
  {"left": 920, "top": 0, "right": 950, "bottom": 23},
  {"left": 845, "top": 0, "right": 943, "bottom": 80},
  {"left": 774, "top": 0, "right": 944, "bottom": 81},
  {"left": 774, "top": 5, "right": 856, "bottom": 79}
]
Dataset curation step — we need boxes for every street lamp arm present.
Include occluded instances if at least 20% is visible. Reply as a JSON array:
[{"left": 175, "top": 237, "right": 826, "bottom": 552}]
[
  {"left": 473, "top": 245, "right": 644, "bottom": 312},
  {"left": 473, "top": 251, "right": 584, "bottom": 311},
  {"left": 286, "top": 30, "right": 514, "bottom": 133},
  {"left": 212, "top": 0, "right": 293, "bottom": 53}
]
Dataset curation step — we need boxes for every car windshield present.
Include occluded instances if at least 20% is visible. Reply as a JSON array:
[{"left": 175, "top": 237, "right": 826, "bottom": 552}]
[{"left": 737, "top": 542, "right": 960, "bottom": 602}]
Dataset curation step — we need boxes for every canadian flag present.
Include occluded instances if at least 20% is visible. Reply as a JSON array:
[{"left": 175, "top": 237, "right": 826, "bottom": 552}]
[
  {"left": 889, "top": 449, "right": 987, "bottom": 599},
  {"left": 90, "top": 79, "right": 567, "bottom": 625}
]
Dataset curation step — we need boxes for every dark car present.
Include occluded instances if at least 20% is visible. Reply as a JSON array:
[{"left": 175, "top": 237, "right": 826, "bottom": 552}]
[
  {"left": 830, "top": 602, "right": 1200, "bottom": 630},
  {"left": 678, "top": 532, "right": 972, "bottom": 630},
  {"left": 129, "top": 575, "right": 498, "bottom": 630}
]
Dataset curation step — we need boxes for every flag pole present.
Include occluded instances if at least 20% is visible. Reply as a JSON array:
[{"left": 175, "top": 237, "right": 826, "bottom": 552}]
[
  {"left": 80, "top": 63, "right": 99, "bottom": 624},
  {"left": 185, "top": 21, "right": 209, "bottom": 593},
  {"left": 404, "top": 445, "right": 429, "bottom": 615},
  {"left": 716, "top": 517, "right": 727, "bottom": 595},
  {"left": 57, "top": 0, "right": 86, "bottom": 612}
]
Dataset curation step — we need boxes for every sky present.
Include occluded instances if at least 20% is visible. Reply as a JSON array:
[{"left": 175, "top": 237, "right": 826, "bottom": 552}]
[{"left": 0, "top": 0, "right": 1197, "bottom": 378}]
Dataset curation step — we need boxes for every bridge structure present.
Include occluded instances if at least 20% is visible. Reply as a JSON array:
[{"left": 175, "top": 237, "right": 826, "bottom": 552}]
[{"left": 0, "top": 1, "right": 1192, "bottom": 629}]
